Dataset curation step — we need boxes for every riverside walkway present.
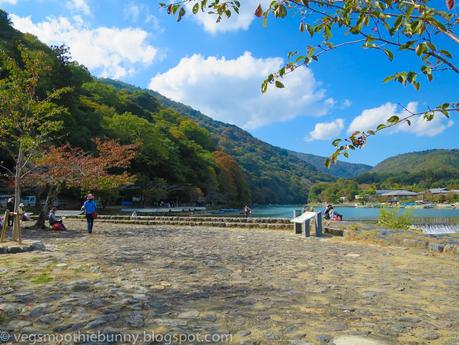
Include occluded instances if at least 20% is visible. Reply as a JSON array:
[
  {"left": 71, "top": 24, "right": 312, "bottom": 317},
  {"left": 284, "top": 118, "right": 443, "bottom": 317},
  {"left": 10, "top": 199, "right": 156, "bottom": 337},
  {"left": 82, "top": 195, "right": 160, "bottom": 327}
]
[{"left": 0, "top": 220, "right": 458, "bottom": 344}]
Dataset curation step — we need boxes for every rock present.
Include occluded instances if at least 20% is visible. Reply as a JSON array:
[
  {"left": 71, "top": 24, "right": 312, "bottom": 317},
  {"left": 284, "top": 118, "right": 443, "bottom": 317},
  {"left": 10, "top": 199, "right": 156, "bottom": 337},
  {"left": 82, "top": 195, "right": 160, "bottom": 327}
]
[
  {"left": 423, "top": 332, "right": 440, "bottom": 340},
  {"left": 125, "top": 312, "right": 144, "bottom": 328},
  {"left": 53, "top": 323, "right": 81, "bottom": 332},
  {"left": 155, "top": 318, "right": 187, "bottom": 327},
  {"left": 7, "top": 320, "right": 32, "bottom": 331},
  {"left": 345, "top": 253, "right": 361, "bottom": 258},
  {"left": 316, "top": 334, "right": 333, "bottom": 343},
  {"left": 178, "top": 310, "right": 199, "bottom": 319},
  {"left": 0, "top": 303, "right": 24, "bottom": 316},
  {"left": 28, "top": 303, "right": 49, "bottom": 318},
  {"left": 31, "top": 242, "right": 46, "bottom": 251},
  {"left": 7, "top": 247, "right": 24, "bottom": 254},
  {"left": 333, "top": 335, "right": 390, "bottom": 345},
  {"left": 37, "top": 314, "right": 59, "bottom": 324},
  {"left": 70, "top": 280, "right": 92, "bottom": 292},
  {"left": 327, "top": 322, "right": 347, "bottom": 331},
  {"left": 290, "top": 341, "right": 313, "bottom": 345},
  {"left": 84, "top": 314, "right": 118, "bottom": 329},
  {"left": 236, "top": 330, "right": 251, "bottom": 337},
  {"left": 0, "top": 267, "right": 8, "bottom": 274}
]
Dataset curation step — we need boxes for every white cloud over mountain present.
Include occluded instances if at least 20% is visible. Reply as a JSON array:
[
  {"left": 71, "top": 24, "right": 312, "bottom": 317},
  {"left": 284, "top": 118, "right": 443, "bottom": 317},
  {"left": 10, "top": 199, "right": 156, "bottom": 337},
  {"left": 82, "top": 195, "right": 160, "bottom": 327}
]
[
  {"left": 348, "top": 102, "right": 453, "bottom": 137},
  {"left": 307, "top": 118, "right": 344, "bottom": 141},
  {"left": 149, "top": 52, "right": 332, "bottom": 129},
  {"left": 11, "top": 15, "right": 158, "bottom": 79}
]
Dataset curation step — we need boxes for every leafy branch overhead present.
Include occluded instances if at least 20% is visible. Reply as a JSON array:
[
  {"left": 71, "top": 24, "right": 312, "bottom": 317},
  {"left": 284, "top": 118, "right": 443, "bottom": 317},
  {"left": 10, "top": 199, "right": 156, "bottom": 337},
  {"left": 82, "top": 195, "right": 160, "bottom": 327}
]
[{"left": 161, "top": 0, "right": 458, "bottom": 165}]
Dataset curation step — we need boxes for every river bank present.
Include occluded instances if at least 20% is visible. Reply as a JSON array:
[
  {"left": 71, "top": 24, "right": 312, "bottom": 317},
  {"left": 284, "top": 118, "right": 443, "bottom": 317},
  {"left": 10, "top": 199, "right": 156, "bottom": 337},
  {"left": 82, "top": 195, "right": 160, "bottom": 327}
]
[{"left": 1, "top": 220, "right": 458, "bottom": 344}]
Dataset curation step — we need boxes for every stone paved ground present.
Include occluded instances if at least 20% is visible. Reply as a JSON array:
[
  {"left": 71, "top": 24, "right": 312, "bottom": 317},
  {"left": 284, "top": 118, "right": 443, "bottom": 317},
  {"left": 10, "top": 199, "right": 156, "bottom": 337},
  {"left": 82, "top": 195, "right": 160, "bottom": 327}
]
[{"left": 0, "top": 220, "right": 458, "bottom": 345}]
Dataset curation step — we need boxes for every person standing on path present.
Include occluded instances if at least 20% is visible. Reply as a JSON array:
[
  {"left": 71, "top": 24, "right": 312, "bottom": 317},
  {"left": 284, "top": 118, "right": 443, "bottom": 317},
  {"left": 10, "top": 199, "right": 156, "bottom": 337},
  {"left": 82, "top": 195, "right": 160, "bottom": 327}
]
[
  {"left": 6, "top": 197, "right": 14, "bottom": 227},
  {"left": 82, "top": 194, "right": 97, "bottom": 234}
]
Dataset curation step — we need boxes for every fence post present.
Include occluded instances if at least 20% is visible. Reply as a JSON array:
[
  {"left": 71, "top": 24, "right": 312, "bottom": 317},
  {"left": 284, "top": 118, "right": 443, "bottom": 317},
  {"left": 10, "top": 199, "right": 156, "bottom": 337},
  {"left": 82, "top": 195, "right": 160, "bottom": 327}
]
[
  {"left": 293, "top": 210, "right": 302, "bottom": 234},
  {"left": 304, "top": 219, "right": 311, "bottom": 237},
  {"left": 315, "top": 212, "right": 323, "bottom": 237}
]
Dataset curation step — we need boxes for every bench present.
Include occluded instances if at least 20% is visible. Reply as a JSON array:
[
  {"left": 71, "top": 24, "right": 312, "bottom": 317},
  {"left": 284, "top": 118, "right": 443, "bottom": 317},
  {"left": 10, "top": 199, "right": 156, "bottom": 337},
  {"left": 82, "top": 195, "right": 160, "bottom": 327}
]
[{"left": 291, "top": 210, "right": 323, "bottom": 237}]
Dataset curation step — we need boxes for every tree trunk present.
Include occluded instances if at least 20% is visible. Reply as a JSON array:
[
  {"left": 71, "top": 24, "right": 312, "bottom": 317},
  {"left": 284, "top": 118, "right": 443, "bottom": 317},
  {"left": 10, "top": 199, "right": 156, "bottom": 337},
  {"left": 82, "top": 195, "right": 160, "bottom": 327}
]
[
  {"left": 35, "top": 185, "right": 57, "bottom": 229},
  {"left": 14, "top": 147, "right": 23, "bottom": 212}
]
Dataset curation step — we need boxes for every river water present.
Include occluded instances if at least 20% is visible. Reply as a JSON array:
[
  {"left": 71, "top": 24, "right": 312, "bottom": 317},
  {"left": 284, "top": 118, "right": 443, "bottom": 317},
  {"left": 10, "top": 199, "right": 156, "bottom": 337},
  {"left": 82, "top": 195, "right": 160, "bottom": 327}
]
[{"left": 250, "top": 205, "right": 459, "bottom": 220}]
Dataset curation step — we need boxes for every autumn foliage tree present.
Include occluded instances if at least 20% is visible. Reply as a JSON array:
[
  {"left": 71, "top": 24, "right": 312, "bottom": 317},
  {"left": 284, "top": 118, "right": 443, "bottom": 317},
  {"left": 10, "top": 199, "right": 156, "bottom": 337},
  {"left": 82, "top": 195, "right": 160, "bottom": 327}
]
[
  {"left": 213, "top": 151, "right": 251, "bottom": 206},
  {"left": 28, "top": 138, "right": 137, "bottom": 228}
]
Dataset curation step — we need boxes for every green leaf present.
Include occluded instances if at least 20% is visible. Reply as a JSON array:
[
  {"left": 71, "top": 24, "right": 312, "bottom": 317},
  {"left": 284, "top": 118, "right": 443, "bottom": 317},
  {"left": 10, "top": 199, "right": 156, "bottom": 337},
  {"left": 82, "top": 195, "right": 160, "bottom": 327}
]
[
  {"left": 384, "top": 49, "right": 393, "bottom": 61},
  {"left": 387, "top": 115, "right": 400, "bottom": 123},
  {"left": 275, "top": 80, "right": 285, "bottom": 88},
  {"left": 332, "top": 139, "right": 342, "bottom": 147}
]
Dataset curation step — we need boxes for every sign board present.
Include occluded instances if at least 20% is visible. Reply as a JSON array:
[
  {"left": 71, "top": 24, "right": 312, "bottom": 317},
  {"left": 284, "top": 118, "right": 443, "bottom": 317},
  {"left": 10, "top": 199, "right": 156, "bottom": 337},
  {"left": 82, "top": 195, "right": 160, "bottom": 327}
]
[{"left": 291, "top": 211, "right": 317, "bottom": 223}]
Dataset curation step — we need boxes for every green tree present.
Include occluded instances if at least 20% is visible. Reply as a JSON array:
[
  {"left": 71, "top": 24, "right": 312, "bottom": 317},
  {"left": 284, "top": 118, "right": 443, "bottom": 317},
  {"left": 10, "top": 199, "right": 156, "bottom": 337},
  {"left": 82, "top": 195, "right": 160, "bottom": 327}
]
[
  {"left": 0, "top": 46, "right": 70, "bottom": 214},
  {"left": 162, "top": 0, "right": 458, "bottom": 164}
]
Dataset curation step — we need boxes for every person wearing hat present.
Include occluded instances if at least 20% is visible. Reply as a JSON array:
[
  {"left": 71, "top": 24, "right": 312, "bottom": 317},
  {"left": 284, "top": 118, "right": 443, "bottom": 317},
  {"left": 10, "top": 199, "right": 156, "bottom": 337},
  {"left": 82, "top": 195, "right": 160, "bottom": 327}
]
[{"left": 82, "top": 194, "right": 97, "bottom": 233}]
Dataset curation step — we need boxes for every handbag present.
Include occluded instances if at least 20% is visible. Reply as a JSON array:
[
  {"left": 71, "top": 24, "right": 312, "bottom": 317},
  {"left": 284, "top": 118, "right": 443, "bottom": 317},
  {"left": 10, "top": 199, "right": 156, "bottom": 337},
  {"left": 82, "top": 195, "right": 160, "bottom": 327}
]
[{"left": 91, "top": 212, "right": 98, "bottom": 219}]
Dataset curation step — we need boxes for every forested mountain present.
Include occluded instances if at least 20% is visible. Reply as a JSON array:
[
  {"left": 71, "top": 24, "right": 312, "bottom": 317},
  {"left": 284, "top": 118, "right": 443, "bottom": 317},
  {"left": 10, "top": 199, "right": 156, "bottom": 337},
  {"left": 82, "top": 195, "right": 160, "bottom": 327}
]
[
  {"left": 102, "top": 79, "right": 336, "bottom": 203},
  {"left": 288, "top": 151, "right": 372, "bottom": 178},
  {"left": 371, "top": 149, "right": 459, "bottom": 174},
  {"left": 0, "top": 10, "right": 334, "bottom": 205}
]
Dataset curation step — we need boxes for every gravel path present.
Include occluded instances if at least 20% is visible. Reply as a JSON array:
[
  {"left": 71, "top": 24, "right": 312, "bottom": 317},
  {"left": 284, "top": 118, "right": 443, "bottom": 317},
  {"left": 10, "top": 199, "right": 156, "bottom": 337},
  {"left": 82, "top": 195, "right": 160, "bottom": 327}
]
[{"left": 0, "top": 220, "right": 458, "bottom": 345}]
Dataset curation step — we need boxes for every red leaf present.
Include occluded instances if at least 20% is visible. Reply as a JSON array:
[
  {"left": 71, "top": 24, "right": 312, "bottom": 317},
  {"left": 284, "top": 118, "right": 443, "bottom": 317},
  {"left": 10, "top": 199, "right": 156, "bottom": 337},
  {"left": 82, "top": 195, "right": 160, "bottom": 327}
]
[
  {"left": 254, "top": 4, "right": 263, "bottom": 17},
  {"left": 446, "top": 0, "right": 455, "bottom": 10}
]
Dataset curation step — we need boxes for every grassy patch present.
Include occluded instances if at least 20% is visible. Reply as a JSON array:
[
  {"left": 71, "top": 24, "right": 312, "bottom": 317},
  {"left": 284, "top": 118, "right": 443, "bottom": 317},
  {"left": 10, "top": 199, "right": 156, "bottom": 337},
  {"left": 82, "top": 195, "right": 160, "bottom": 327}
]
[{"left": 31, "top": 273, "right": 53, "bottom": 284}]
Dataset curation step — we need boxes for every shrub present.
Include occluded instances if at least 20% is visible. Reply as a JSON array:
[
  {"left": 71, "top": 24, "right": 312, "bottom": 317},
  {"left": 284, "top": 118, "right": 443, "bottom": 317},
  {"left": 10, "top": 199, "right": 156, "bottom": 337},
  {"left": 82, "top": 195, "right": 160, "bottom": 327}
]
[{"left": 377, "top": 208, "right": 413, "bottom": 230}]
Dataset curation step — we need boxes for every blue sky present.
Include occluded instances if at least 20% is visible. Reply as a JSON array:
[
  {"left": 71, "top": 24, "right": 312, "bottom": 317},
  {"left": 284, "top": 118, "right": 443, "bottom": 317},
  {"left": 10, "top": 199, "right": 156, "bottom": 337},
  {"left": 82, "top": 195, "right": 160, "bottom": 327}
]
[{"left": 2, "top": 0, "right": 458, "bottom": 166}]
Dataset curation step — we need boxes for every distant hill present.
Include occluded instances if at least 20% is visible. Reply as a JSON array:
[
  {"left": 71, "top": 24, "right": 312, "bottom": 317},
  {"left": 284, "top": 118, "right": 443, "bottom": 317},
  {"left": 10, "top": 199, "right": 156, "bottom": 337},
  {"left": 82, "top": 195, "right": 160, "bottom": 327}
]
[
  {"left": 102, "top": 79, "right": 336, "bottom": 203},
  {"left": 353, "top": 149, "right": 459, "bottom": 189},
  {"left": 288, "top": 151, "right": 372, "bottom": 178},
  {"left": 371, "top": 149, "right": 459, "bottom": 174}
]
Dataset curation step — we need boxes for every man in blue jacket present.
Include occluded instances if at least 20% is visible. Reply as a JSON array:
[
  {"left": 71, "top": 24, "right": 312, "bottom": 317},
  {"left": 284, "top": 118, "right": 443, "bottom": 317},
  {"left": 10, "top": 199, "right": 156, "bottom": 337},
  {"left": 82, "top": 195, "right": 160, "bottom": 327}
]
[{"left": 82, "top": 194, "right": 97, "bottom": 234}]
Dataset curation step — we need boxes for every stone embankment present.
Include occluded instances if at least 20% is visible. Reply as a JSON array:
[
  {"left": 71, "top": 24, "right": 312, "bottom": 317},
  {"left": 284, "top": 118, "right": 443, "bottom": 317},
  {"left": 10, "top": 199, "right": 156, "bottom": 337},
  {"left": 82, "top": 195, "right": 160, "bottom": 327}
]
[{"left": 66, "top": 215, "right": 293, "bottom": 231}]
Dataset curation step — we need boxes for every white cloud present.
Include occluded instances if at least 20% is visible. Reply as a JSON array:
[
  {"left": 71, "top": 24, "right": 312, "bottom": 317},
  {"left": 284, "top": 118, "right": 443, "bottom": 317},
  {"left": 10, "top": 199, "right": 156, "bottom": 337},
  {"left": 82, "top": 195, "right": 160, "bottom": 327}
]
[
  {"left": 66, "top": 0, "right": 91, "bottom": 16},
  {"left": 306, "top": 119, "right": 344, "bottom": 141},
  {"left": 11, "top": 15, "right": 158, "bottom": 79},
  {"left": 0, "top": 0, "right": 17, "bottom": 4},
  {"left": 124, "top": 2, "right": 163, "bottom": 34},
  {"left": 149, "top": 52, "right": 332, "bottom": 129},
  {"left": 341, "top": 99, "right": 352, "bottom": 109},
  {"left": 348, "top": 102, "right": 454, "bottom": 137},
  {"left": 124, "top": 3, "right": 141, "bottom": 22},
  {"left": 188, "top": 0, "right": 263, "bottom": 33}
]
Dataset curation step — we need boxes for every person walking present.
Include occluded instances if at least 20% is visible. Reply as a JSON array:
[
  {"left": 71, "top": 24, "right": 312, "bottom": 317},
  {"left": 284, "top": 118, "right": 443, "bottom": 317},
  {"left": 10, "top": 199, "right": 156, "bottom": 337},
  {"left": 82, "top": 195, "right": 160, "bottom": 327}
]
[
  {"left": 82, "top": 194, "right": 97, "bottom": 234},
  {"left": 6, "top": 197, "right": 14, "bottom": 227},
  {"left": 243, "top": 205, "right": 252, "bottom": 218}
]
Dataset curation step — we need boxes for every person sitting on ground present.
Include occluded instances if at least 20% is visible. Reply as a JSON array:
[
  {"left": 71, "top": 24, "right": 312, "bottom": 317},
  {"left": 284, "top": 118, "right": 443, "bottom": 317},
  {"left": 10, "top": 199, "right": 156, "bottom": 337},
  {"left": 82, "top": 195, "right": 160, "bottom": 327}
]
[
  {"left": 324, "top": 204, "right": 334, "bottom": 220},
  {"left": 48, "top": 207, "right": 66, "bottom": 231}
]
